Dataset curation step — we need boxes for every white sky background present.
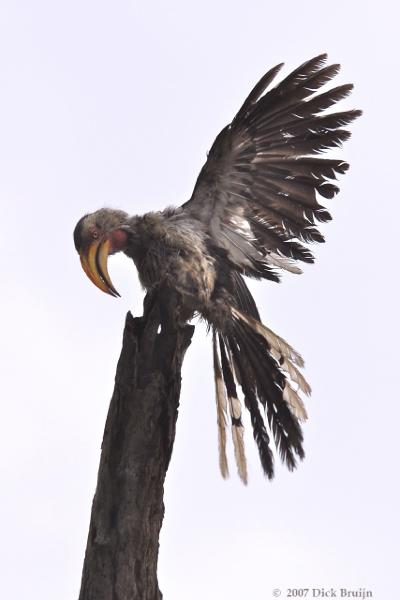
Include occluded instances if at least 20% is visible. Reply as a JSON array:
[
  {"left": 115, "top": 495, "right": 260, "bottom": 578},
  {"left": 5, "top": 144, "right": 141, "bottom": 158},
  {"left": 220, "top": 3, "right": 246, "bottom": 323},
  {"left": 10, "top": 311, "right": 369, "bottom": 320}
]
[{"left": 0, "top": 1, "right": 398, "bottom": 598}]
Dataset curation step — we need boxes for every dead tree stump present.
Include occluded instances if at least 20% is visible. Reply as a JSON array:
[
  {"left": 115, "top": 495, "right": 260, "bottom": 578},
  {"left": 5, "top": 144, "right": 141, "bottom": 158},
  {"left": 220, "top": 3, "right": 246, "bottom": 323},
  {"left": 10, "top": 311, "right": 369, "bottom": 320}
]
[{"left": 78, "top": 293, "right": 194, "bottom": 600}]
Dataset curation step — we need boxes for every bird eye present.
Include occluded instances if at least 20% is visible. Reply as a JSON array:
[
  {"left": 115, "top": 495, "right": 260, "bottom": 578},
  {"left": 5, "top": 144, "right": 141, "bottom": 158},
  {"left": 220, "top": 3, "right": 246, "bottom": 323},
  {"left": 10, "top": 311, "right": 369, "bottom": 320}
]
[{"left": 92, "top": 231, "right": 99, "bottom": 239}]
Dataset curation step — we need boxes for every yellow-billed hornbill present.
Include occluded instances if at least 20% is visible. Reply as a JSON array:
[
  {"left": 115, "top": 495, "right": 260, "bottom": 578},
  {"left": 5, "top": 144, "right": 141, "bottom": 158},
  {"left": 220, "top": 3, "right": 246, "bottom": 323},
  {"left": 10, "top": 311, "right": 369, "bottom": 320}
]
[{"left": 74, "top": 54, "right": 361, "bottom": 483}]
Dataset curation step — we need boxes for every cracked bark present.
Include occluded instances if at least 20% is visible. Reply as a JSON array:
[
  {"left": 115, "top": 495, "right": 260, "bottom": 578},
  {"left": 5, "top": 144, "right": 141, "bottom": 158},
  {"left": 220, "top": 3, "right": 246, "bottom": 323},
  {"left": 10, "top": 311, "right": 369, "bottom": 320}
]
[{"left": 78, "top": 292, "right": 194, "bottom": 600}]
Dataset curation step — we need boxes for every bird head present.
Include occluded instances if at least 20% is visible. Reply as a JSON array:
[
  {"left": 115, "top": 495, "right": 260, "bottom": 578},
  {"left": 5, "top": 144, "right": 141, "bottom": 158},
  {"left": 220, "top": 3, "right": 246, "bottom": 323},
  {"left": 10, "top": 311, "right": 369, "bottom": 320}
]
[{"left": 73, "top": 208, "right": 130, "bottom": 297}]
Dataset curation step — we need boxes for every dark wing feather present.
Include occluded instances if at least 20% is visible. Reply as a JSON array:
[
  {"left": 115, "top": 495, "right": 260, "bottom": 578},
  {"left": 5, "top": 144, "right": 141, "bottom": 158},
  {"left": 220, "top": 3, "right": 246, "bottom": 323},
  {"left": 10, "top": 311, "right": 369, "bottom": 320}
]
[{"left": 182, "top": 54, "right": 361, "bottom": 279}]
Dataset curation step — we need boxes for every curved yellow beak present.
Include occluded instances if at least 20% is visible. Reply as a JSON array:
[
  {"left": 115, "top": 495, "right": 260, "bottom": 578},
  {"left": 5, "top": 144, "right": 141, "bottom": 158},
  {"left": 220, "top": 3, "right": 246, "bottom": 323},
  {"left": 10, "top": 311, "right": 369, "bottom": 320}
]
[{"left": 79, "top": 238, "right": 120, "bottom": 297}]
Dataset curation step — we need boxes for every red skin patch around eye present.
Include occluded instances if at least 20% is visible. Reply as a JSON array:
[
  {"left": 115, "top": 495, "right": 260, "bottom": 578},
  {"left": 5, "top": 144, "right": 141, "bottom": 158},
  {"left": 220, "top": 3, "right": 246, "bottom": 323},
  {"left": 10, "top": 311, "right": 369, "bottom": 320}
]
[{"left": 109, "top": 229, "right": 128, "bottom": 253}]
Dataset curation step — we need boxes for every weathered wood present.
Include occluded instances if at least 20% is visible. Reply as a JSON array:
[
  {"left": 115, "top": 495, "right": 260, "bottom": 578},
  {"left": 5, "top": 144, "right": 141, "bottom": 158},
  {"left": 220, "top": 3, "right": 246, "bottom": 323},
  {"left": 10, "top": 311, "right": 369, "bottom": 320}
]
[{"left": 78, "top": 294, "right": 194, "bottom": 600}]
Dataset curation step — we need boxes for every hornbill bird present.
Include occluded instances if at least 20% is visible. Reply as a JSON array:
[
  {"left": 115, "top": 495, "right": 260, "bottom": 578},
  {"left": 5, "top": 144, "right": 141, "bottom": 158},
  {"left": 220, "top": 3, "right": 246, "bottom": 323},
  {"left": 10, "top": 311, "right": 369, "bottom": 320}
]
[{"left": 74, "top": 54, "right": 361, "bottom": 484}]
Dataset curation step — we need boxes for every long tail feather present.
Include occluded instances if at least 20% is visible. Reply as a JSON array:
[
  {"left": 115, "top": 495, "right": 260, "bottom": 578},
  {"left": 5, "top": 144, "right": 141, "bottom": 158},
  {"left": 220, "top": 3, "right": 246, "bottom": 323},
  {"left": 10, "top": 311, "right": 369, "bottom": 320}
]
[
  {"left": 227, "top": 334, "right": 275, "bottom": 478},
  {"left": 212, "top": 330, "right": 229, "bottom": 479},
  {"left": 218, "top": 335, "right": 248, "bottom": 484}
]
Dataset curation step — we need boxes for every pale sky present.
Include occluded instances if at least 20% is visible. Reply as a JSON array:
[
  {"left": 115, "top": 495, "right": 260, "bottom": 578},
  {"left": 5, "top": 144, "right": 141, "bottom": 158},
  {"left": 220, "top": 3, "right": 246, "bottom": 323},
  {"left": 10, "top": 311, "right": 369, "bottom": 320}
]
[{"left": 1, "top": 2, "right": 398, "bottom": 599}]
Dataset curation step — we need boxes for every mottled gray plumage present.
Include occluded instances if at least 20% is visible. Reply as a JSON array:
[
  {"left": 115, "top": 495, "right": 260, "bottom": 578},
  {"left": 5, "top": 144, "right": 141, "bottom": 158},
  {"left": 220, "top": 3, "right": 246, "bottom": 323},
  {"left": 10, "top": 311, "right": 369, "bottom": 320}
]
[{"left": 74, "top": 54, "right": 361, "bottom": 482}]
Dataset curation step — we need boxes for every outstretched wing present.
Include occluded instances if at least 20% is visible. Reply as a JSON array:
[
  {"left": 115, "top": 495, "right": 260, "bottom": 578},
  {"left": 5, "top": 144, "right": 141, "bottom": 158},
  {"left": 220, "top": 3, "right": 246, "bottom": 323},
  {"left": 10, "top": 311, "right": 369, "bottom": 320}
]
[{"left": 182, "top": 54, "right": 361, "bottom": 281}]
